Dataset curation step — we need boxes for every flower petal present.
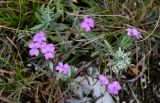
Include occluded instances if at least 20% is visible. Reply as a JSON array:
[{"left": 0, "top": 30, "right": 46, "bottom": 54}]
[
  {"left": 85, "top": 25, "right": 91, "bottom": 32},
  {"left": 88, "top": 18, "right": 94, "bottom": 28},
  {"left": 83, "top": 16, "right": 89, "bottom": 23},
  {"left": 99, "top": 75, "right": 109, "bottom": 85},
  {"left": 29, "top": 48, "right": 39, "bottom": 57},
  {"left": 80, "top": 22, "right": 87, "bottom": 28}
]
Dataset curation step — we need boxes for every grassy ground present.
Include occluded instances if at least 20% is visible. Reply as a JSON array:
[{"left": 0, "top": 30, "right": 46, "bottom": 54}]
[{"left": 0, "top": 0, "right": 160, "bottom": 103}]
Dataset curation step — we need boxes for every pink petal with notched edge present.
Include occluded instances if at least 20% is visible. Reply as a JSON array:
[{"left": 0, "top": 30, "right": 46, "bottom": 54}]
[
  {"left": 56, "top": 62, "right": 64, "bottom": 73},
  {"left": 63, "top": 64, "right": 70, "bottom": 69},
  {"left": 36, "top": 31, "right": 45, "bottom": 37},
  {"left": 85, "top": 25, "right": 91, "bottom": 32},
  {"left": 135, "top": 34, "right": 142, "bottom": 39},
  {"left": 99, "top": 75, "right": 109, "bottom": 85},
  {"left": 58, "top": 62, "right": 64, "bottom": 67},
  {"left": 29, "top": 48, "right": 39, "bottom": 57},
  {"left": 48, "top": 44, "right": 55, "bottom": 53},
  {"left": 44, "top": 52, "right": 54, "bottom": 60},
  {"left": 56, "top": 65, "right": 63, "bottom": 73},
  {"left": 33, "top": 31, "right": 46, "bottom": 42},
  {"left": 63, "top": 64, "right": 70, "bottom": 74},
  {"left": 80, "top": 22, "right": 87, "bottom": 28},
  {"left": 88, "top": 18, "right": 94, "bottom": 28},
  {"left": 63, "top": 68, "right": 69, "bottom": 74},
  {"left": 127, "top": 28, "right": 132, "bottom": 36},
  {"left": 83, "top": 16, "right": 89, "bottom": 23}
]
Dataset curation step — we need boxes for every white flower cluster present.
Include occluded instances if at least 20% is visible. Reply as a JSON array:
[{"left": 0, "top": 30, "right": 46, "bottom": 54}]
[{"left": 108, "top": 48, "right": 131, "bottom": 74}]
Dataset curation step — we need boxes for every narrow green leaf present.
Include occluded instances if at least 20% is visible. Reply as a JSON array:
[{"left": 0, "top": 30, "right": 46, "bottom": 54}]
[
  {"left": 31, "top": 24, "right": 44, "bottom": 30},
  {"left": 49, "top": 23, "right": 68, "bottom": 31},
  {"left": 35, "top": 12, "right": 42, "bottom": 23},
  {"left": 104, "top": 40, "right": 113, "bottom": 52},
  {"left": 47, "top": 35, "right": 61, "bottom": 42}
]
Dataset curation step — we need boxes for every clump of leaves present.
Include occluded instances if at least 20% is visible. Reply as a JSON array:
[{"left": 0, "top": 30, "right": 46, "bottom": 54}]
[
  {"left": 32, "top": 4, "right": 67, "bottom": 31},
  {"left": 108, "top": 48, "right": 131, "bottom": 74},
  {"left": 91, "top": 40, "right": 109, "bottom": 57}
]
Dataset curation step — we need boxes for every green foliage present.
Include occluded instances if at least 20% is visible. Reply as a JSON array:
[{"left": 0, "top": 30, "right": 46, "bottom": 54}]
[
  {"left": 91, "top": 40, "right": 109, "bottom": 57},
  {"left": 0, "top": 0, "right": 160, "bottom": 102},
  {"left": 31, "top": 4, "right": 68, "bottom": 31},
  {"left": 0, "top": 0, "right": 38, "bottom": 28},
  {"left": 116, "top": 35, "right": 133, "bottom": 50}
]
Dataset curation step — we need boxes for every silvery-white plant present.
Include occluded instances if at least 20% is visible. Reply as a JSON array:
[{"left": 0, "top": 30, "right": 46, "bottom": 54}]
[{"left": 108, "top": 48, "right": 131, "bottom": 74}]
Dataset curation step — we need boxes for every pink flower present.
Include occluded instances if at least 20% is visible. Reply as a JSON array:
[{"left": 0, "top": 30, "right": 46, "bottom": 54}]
[
  {"left": 40, "top": 43, "right": 55, "bottom": 60},
  {"left": 80, "top": 16, "right": 94, "bottom": 32},
  {"left": 56, "top": 62, "right": 70, "bottom": 75},
  {"left": 108, "top": 81, "right": 121, "bottom": 95},
  {"left": 41, "top": 43, "right": 55, "bottom": 54},
  {"left": 29, "top": 48, "right": 39, "bottom": 57},
  {"left": 99, "top": 75, "right": 109, "bottom": 85},
  {"left": 33, "top": 31, "right": 46, "bottom": 42},
  {"left": 127, "top": 28, "right": 142, "bottom": 39},
  {"left": 29, "top": 42, "right": 41, "bottom": 56}
]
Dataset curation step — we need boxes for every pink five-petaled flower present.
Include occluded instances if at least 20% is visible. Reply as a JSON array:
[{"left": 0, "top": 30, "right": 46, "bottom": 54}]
[
  {"left": 44, "top": 53, "right": 54, "bottom": 60},
  {"left": 127, "top": 28, "right": 142, "bottom": 39},
  {"left": 80, "top": 16, "right": 94, "bottom": 32},
  {"left": 41, "top": 44, "right": 55, "bottom": 54},
  {"left": 108, "top": 81, "right": 121, "bottom": 95},
  {"left": 55, "top": 62, "right": 70, "bottom": 75},
  {"left": 33, "top": 31, "right": 46, "bottom": 42},
  {"left": 99, "top": 75, "right": 109, "bottom": 85},
  {"left": 40, "top": 43, "right": 55, "bottom": 60}
]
